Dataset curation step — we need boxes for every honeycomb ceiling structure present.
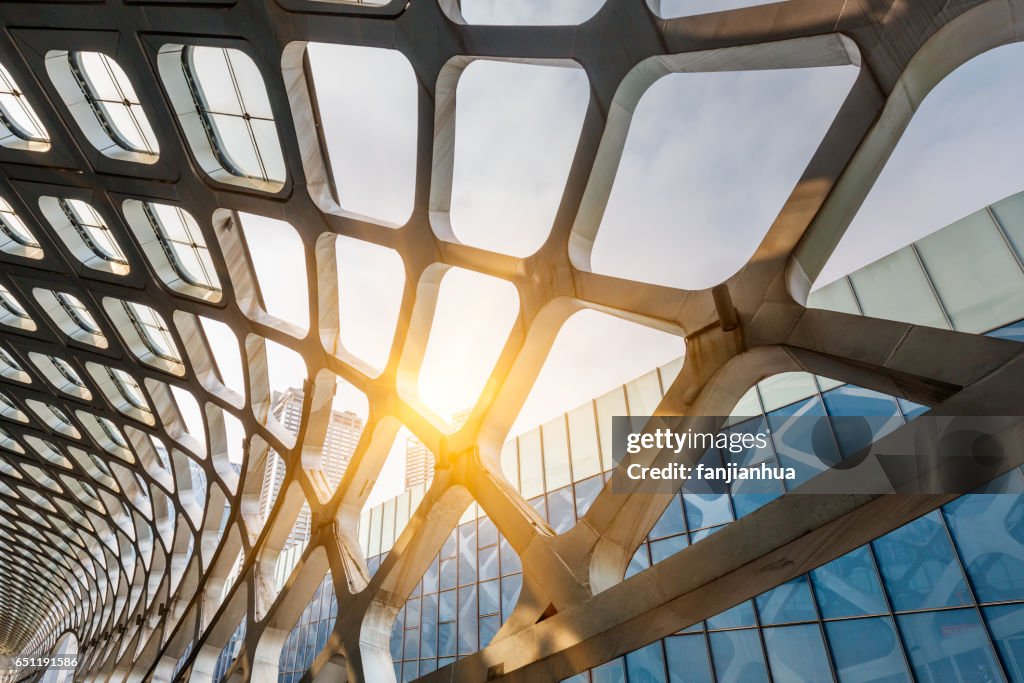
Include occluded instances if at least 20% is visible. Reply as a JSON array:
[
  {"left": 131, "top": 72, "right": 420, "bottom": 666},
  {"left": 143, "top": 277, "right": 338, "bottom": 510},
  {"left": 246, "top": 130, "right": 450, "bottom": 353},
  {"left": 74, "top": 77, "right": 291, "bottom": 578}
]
[{"left": 0, "top": 1, "right": 1022, "bottom": 682}]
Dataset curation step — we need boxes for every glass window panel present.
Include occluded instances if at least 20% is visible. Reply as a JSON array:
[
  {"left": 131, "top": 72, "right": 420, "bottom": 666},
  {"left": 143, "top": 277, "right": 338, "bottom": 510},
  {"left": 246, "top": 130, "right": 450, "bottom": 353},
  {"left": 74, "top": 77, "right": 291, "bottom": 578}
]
[
  {"left": 478, "top": 543, "right": 499, "bottom": 581},
  {"left": 757, "top": 372, "right": 818, "bottom": 413},
  {"left": 917, "top": 210, "right": 1024, "bottom": 333},
  {"left": 478, "top": 516, "right": 498, "bottom": 548},
  {"left": 897, "top": 397, "right": 929, "bottom": 420},
  {"left": 437, "top": 622, "right": 455, "bottom": 658},
  {"left": 943, "top": 470, "right": 1024, "bottom": 603},
  {"left": 807, "top": 276, "right": 861, "bottom": 314},
  {"left": 0, "top": 197, "right": 39, "bottom": 247},
  {"left": 811, "top": 546, "right": 888, "bottom": 619},
  {"left": 0, "top": 63, "right": 48, "bottom": 142},
  {"left": 64, "top": 199, "right": 127, "bottom": 264},
  {"left": 725, "top": 416, "right": 783, "bottom": 518},
  {"left": 547, "top": 486, "right": 575, "bottom": 534},
  {"left": 709, "top": 629, "right": 769, "bottom": 683},
  {"left": 458, "top": 522, "right": 476, "bottom": 585},
  {"left": 822, "top": 385, "right": 904, "bottom": 459},
  {"left": 650, "top": 494, "right": 686, "bottom": 540},
  {"left": 596, "top": 387, "right": 627, "bottom": 472},
  {"left": 438, "top": 589, "right": 456, "bottom": 623},
  {"left": 767, "top": 396, "right": 842, "bottom": 488},
  {"left": 707, "top": 600, "right": 757, "bottom": 631},
  {"left": 984, "top": 603, "right": 1024, "bottom": 683},
  {"left": 664, "top": 634, "right": 713, "bottom": 683},
  {"left": 457, "top": 585, "right": 478, "bottom": 655},
  {"left": 872, "top": 511, "right": 972, "bottom": 611},
  {"left": 499, "top": 536, "right": 521, "bottom": 576},
  {"left": 145, "top": 203, "right": 219, "bottom": 290},
  {"left": 479, "top": 614, "right": 500, "bottom": 650},
  {"left": 592, "top": 658, "right": 627, "bottom": 683},
  {"left": 755, "top": 576, "right": 816, "bottom": 625},
  {"left": 626, "top": 542, "right": 650, "bottom": 579},
  {"left": 439, "top": 558, "right": 456, "bottom": 592},
  {"left": 649, "top": 534, "right": 688, "bottom": 565},
  {"left": 518, "top": 430, "right": 544, "bottom": 498},
  {"left": 500, "top": 573, "right": 522, "bottom": 623},
  {"left": 683, "top": 449, "right": 734, "bottom": 530},
  {"left": 763, "top": 624, "right": 833, "bottom": 682},
  {"left": 988, "top": 319, "right": 1024, "bottom": 342},
  {"left": 849, "top": 247, "right": 949, "bottom": 329},
  {"left": 898, "top": 609, "right": 1003, "bottom": 683},
  {"left": 542, "top": 417, "right": 572, "bottom": 491},
  {"left": 479, "top": 579, "right": 499, "bottom": 617},
  {"left": 568, "top": 402, "right": 602, "bottom": 481},
  {"left": 993, "top": 192, "right": 1024, "bottom": 266},
  {"left": 826, "top": 616, "right": 911, "bottom": 683},
  {"left": 574, "top": 475, "right": 603, "bottom": 519},
  {"left": 625, "top": 641, "right": 666, "bottom": 683},
  {"left": 625, "top": 369, "right": 663, "bottom": 417}
]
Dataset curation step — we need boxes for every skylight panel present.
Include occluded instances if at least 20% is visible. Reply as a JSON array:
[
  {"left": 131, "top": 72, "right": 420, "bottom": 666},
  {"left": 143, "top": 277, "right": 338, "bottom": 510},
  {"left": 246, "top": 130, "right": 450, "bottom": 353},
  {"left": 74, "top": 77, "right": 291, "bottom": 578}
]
[
  {"left": 46, "top": 50, "right": 158, "bottom": 162},
  {"left": 122, "top": 200, "right": 220, "bottom": 300},
  {"left": 62, "top": 198, "right": 126, "bottom": 264},
  {"left": 30, "top": 353, "right": 92, "bottom": 401},
  {"left": 107, "top": 368, "right": 148, "bottom": 411},
  {"left": 123, "top": 302, "right": 179, "bottom": 363},
  {"left": 33, "top": 289, "right": 107, "bottom": 349},
  {"left": 0, "top": 284, "right": 35, "bottom": 331},
  {"left": 0, "top": 62, "right": 49, "bottom": 149},
  {"left": 159, "top": 44, "right": 285, "bottom": 189},
  {"left": 0, "top": 196, "right": 42, "bottom": 258},
  {"left": 39, "top": 196, "right": 130, "bottom": 275},
  {"left": 56, "top": 292, "right": 100, "bottom": 335},
  {"left": 73, "top": 52, "right": 157, "bottom": 154}
]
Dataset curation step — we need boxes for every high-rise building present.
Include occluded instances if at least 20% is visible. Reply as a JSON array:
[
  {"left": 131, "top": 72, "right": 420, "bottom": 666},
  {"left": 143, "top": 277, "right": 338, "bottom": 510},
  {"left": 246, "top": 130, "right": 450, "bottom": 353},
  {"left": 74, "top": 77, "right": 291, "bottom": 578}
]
[
  {"left": 404, "top": 409, "right": 471, "bottom": 489},
  {"left": 258, "top": 387, "right": 364, "bottom": 551},
  {"left": 404, "top": 438, "right": 432, "bottom": 490}
]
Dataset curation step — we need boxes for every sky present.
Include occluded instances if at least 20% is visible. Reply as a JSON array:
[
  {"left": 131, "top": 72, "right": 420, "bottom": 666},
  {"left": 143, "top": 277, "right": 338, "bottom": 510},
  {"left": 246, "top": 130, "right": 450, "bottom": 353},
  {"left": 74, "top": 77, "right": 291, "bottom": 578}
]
[{"left": 205, "top": 24, "right": 1024, "bottom": 509}]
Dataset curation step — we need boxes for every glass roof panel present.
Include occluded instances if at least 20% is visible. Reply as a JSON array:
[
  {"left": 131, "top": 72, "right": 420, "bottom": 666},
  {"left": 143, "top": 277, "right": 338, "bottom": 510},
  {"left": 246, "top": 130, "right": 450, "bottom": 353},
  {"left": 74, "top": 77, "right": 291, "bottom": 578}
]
[
  {"left": 0, "top": 62, "right": 48, "bottom": 143},
  {"left": 73, "top": 51, "right": 158, "bottom": 155}
]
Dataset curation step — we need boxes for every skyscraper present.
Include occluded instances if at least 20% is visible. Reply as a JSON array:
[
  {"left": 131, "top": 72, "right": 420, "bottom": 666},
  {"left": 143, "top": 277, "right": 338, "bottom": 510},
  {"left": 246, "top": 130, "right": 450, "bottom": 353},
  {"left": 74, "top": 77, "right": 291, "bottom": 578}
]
[
  {"left": 404, "top": 438, "right": 432, "bottom": 490},
  {"left": 258, "top": 387, "right": 365, "bottom": 550}
]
